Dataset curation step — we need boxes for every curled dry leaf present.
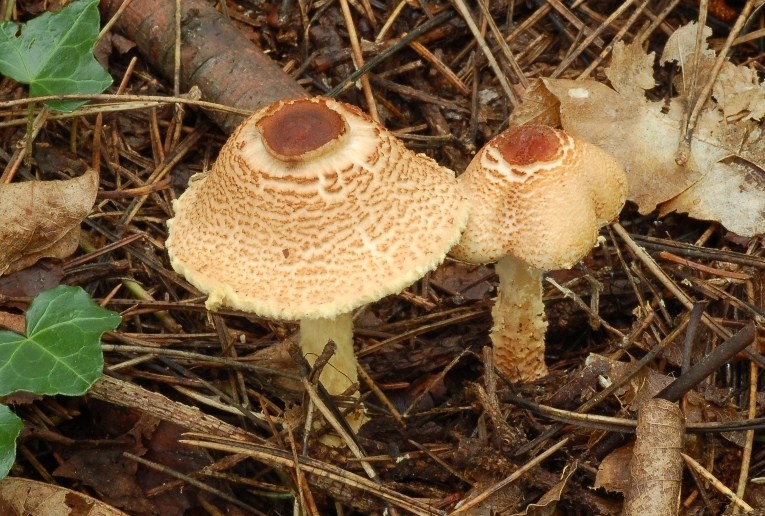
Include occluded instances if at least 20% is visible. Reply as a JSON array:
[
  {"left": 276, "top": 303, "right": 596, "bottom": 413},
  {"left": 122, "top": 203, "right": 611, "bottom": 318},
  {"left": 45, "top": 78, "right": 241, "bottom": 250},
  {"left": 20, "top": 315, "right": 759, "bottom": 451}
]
[
  {"left": 521, "top": 461, "right": 577, "bottom": 516},
  {"left": 517, "top": 22, "right": 765, "bottom": 236},
  {"left": 0, "top": 168, "right": 98, "bottom": 276},
  {"left": 594, "top": 443, "right": 633, "bottom": 493},
  {"left": 623, "top": 399, "right": 684, "bottom": 516}
]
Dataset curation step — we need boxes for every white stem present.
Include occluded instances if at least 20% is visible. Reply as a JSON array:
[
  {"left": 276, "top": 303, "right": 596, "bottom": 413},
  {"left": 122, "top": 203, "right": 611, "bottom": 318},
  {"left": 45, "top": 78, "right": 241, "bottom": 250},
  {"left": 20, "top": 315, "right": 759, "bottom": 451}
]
[
  {"left": 491, "top": 255, "right": 549, "bottom": 382},
  {"left": 299, "top": 313, "right": 357, "bottom": 395},
  {"left": 299, "top": 313, "right": 368, "bottom": 444}
]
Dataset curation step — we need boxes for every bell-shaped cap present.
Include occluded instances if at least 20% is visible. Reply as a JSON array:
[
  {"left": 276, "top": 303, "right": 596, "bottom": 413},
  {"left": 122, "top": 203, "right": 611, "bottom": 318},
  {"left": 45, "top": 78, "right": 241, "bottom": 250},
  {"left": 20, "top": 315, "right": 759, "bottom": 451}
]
[
  {"left": 167, "top": 97, "right": 469, "bottom": 319},
  {"left": 452, "top": 125, "right": 627, "bottom": 270}
]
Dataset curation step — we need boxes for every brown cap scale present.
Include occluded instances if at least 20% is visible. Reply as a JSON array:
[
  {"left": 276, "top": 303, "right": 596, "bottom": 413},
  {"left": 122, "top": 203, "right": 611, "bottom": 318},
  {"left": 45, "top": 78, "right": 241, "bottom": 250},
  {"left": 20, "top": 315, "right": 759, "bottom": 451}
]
[
  {"left": 166, "top": 97, "right": 469, "bottom": 436},
  {"left": 453, "top": 125, "right": 627, "bottom": 382}
]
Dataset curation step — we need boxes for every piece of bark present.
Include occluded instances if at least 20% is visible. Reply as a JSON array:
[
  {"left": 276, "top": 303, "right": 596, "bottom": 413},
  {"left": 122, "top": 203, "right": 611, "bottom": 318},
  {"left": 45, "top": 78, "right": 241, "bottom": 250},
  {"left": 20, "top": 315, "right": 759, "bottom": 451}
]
[
  {"left": 100, "top": 0, "right": 307, "bottom": 133},
  {"left": 88, "top": 375, "right": 257, "bottom": 442},
  {"left": 623, "top": 398, "right": 684, "bottom": 516}
]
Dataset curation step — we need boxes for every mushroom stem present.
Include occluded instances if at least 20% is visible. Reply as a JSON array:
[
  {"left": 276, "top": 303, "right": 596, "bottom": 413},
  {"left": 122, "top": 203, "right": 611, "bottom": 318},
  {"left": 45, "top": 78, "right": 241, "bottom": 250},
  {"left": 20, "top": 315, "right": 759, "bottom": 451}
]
[
  {"left": 299, "top": 313, "right": 368, "bottom": 441},
  {"left": 491, "top": 255, "right": 549, "bottom": 382},
  {"left": 299, "top": 313, "right": 357, "bottom": 395}
]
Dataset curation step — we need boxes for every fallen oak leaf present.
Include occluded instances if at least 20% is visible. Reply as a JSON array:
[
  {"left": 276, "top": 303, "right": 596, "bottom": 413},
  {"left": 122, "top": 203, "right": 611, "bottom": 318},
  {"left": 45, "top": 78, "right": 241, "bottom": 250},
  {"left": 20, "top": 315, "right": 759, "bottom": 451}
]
[
  {"left": 659, "top": 22, "right": 715, "bottom": 97},
  {"left": 660, "top": 154, "right": 765, "bottom": 237},
  {"left": 604, "top": 33, "right": 656, "bottom": 98},
  {"left": 0, "top": 169, "right": 98, "bottom": 276},
  {"left": 653, "top": 22, "right": 765, "bottom": 234},
  {"left": 540, "top": 75, "right": 704, "bottom": 213},
  {"left": 711, "top": 61, "right": 765, "bottom": 121}
]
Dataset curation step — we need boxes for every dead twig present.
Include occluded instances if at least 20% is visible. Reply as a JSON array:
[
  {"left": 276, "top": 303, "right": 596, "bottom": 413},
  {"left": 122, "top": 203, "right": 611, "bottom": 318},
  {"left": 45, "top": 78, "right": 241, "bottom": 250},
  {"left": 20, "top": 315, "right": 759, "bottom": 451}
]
[
  {"left": 179, "top": 435, "right": 441, "bottom": 516},
  {"left": 681, "top": 453, "right": 755, "bottom": 512},
  {"left": 100, "top": 0, "right": 307, "bottom": 133}
]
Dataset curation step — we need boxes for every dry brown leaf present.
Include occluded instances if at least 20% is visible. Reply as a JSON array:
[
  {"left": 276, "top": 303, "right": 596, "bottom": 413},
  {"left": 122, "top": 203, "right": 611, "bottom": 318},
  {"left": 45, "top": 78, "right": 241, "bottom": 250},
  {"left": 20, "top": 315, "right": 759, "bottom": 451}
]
[
  {"left": 0, "top": 311, "right": 25, "bottom": 333},
  {"left": 522, "top": 23, "right": 765, "bottom": 236},
  {"left": 659, "top": 22, "right": 714, "bottom": 97},
  {"left": 623, "top": 399, "right": 684, "bottom": 516},
  {"left": 507, "top": 79, "right": 561, "bottom": 127},
  {"left": 541, "top": 76, "right": 700, "bottom": 213},
  {"left": 605, "top": 37, "right": 655, "bottom": 98},
  {"left": 585, "top": 354, "right": 671, "bottom": 411},
  {"left": 685, "top": 387, "right": 747, "bottom": 447},
  {"left": 594, "top": 443, "right": 633, "bottom": 493},
  {"left": 659, "top": 152, "right": 765, "bottom": 237},
  {"left": 712, "top": 62, "right": 765, "bottom": 121},
  {"left": 0, "top": 477, "right": 128, "bottom": 516},
  {"left": 0, "top": 261, "right": 65, "bottom": 298},
  {"left": 518, "top": 461, "right": 577, "bottom": 516},
  {"left": 0, "top": 169, "right": 98, "bottom": 276}
]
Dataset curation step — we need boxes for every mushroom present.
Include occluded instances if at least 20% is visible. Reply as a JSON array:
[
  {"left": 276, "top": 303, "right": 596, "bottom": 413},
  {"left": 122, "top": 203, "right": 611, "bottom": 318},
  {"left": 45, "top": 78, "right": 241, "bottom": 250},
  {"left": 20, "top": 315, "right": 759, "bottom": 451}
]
[
  {"left": 451, "top": 125, "right": 627, "bottom": 382},
  {"left": 166, "top": 97, "right": 469, "bottom": 431}
]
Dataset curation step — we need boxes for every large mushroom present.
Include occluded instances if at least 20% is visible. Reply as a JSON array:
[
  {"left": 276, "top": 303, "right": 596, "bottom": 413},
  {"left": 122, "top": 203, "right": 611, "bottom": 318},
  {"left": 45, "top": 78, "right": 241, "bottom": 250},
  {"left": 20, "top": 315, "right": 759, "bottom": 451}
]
[
  {"left": 166, "top": 97, "right": 469, "bottom": 432},
  {"left": 452, "top": 124, "right": 627, "bottom": 382}
]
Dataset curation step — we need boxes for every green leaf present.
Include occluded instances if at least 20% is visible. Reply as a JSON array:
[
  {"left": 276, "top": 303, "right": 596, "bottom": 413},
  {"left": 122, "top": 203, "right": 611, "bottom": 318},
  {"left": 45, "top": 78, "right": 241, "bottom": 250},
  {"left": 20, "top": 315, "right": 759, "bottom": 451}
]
[
  {"left": 0, "top": 405, "right": 22, "bottom": 480},
  {"left": 0, "top": 285, "right": 121, "bottom": 396},
  {"left": 0, "top": 0, "right": 113, "bottom": 112}
]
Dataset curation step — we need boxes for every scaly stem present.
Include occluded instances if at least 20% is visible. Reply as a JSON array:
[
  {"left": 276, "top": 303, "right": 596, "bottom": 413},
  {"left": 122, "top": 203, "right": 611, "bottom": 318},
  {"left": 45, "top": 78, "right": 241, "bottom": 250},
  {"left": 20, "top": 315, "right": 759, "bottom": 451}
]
[{"left": 491, "top": 255, "right": 549, "bottom": 382}]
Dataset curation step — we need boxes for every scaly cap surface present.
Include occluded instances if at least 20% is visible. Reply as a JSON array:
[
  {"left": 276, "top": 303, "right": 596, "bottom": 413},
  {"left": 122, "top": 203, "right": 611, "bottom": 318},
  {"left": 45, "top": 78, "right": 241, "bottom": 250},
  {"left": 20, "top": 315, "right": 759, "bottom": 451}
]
[
  {"left": 452, "top": 125, "right": 627, "bottom": 270},
  {"left": 166, "top": 97, "right": 469, "bottom": 319}
]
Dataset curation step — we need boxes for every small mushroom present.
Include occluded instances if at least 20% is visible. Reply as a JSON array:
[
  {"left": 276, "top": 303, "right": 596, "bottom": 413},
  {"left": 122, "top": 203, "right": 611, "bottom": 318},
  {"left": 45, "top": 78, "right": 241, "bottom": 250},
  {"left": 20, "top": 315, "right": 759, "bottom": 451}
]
[
  {"left": 452, "top": 125, "right": 627, "bottom": 382},
  {"left": 166, "top": 97, "right": 469, "bottom": 432}
]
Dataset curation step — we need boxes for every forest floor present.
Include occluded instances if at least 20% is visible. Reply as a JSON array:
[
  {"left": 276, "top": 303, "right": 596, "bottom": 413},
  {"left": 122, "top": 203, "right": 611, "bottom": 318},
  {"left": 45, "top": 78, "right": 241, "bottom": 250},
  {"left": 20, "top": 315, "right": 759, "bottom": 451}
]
[{"left": 1, "top": 0, "right": 765, "bottom": 514}]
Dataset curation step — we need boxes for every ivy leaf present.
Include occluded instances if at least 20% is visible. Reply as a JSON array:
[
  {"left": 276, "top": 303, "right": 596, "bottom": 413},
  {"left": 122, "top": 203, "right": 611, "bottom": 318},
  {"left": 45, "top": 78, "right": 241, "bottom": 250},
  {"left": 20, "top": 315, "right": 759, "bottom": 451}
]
[
  {"left": 0, "top": 406, "right": 22, "bottom": 479},
  {"left": 0, "top": 285, "right": 121, "bottom": 396},
  {"left": 0, "top": 0, "right": 113, "bottom": 112}
]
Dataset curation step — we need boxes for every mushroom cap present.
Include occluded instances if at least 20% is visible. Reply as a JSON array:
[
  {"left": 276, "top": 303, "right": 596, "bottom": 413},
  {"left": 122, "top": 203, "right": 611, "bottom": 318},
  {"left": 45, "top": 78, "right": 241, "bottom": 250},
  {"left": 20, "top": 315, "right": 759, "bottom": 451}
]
[
  {"left": 166, "top": 97, "right": 469, "bottom": 320},
  {"left": 451, "top": 125, "right": 627, "bottom": 270}
]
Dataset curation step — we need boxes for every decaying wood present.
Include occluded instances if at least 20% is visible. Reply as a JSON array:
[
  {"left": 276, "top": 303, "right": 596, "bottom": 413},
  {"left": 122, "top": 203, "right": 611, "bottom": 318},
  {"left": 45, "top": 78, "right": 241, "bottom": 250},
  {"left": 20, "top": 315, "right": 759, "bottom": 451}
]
[
  {"left": 100, "top": 0, "right": 307, "bottom": 133},
  {"left": 88, "top": 374, "right": 258, "bottom": 443}
]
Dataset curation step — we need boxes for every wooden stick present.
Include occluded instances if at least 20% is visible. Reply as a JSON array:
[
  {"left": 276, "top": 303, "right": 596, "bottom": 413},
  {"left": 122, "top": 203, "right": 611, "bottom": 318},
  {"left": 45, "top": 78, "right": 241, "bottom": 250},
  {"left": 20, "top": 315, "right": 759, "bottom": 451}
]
[{"left": 100, "top": 0, "right": 307, "bottom": 134}]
